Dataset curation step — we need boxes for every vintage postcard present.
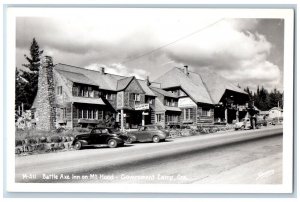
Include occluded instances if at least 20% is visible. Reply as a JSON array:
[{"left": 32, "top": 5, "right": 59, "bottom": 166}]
[{"left": 4, "top": 6, "right": 294, "bottom": 194}]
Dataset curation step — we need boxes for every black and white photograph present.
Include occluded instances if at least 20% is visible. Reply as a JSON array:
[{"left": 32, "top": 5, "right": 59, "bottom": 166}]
[{"left": 3, "top": 5, "right": 295, "bottom": 194}]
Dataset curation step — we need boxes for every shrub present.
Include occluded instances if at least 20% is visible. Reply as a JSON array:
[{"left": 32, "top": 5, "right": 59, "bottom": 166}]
[
  {"left": 50, "top": 135, "right": 62, "bottom": 143},
  {"left": 15, "top": 140, "right": 23, "bottom": 146},
  {"left": 39, "top": 137, "right": 47, "bottom": 143}
]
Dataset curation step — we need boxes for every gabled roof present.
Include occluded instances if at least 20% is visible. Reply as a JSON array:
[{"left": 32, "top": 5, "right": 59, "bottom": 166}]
[
  {"left": 154, "top": 67, "right": 213, "bottom": 104},
  {"left": 154, "top": 67, "right": 248, "bottom": 105},
  {"left": 189, "top": 69, "right": 247, "bottom": 104},
  {"left": 116, "top": 76, "right": 134, "bottom": 91},
  {"left": 150, "top": 87, "right": 178, "bottom": 98},
  {"left": 54, "top": 64, "right": 155, "bottom": 96},
  {"left": 154, "top": 98, "right": 166, "bottom": 113},
  {"left": 55, "top": 63, "right": 126, "bottom": 91},
  {"left": 138, "top": 80, "right": 156, "bottom": 96}
]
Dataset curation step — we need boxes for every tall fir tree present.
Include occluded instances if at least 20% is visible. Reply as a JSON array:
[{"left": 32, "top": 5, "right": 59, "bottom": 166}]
[{"left": 15, "top": 38, "right": 43, "bottom": 111}]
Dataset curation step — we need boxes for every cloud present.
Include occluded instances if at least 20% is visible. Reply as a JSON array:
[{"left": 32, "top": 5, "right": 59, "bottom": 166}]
[
  {"left": 163, "top": 19, "right": 281, "bottom": 91},
  {"left": 16, "top": 12, "right": 283, "bottom": 92}
]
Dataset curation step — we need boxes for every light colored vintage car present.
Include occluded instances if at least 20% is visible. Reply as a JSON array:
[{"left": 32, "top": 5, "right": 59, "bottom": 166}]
[
  {"left": 234, "top": 118, "right": 251, "bottom": 130},
  {"left": 126, "top": 125, "right": 169, "bottom": 143}
]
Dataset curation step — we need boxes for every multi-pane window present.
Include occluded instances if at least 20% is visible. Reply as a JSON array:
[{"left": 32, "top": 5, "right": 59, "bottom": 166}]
[
  {"left": 184, "top": 108, "right": 193, "bottom": 120},
  {"left": 156, "top": 114, "right": 162, "bottom": 122},
  {"left": 200, "top": 108, "right": 210, "bottom": 116},
  {"left": 165, "top": 98, "right": 176, "bottom": 107},
  {"left": 105, "top": 93, "right": 115, "bottom": 100},
  {"left": 78, "top": 109, "right": 99, "bottom": 119},
  {"left": 166, "top": 115, "right": 178, "bottom": 122},
  {"left": 62, "top": 108, "right": 67, "bottom": 119},
  {"left": 134, "top": 94, "right": 141, "bottom": 101},
  {"left": 73, "top": 84, "right": 97, "bottom": 98},
  {"left": 57, "top": 86, "right": 62, "bottom": 95}
]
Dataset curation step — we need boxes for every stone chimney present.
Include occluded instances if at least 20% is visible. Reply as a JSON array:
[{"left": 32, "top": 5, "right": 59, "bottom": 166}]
[
  {"left": 146, "top": 76, "right": 151, "bottom": 86},
  {"left": 101, "top": 67, "right": 105, "bottom": 74},
  {"left": 36, "top": 56, "right": 56, "bottom": 131},
  {"left": 184, "top": 65, "right": 189, "bottom": 75}
]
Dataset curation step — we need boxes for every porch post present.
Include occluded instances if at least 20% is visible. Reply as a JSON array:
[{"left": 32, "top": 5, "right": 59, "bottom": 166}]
[
  {"left": 225, "top": 108, "right": 228, "bottom": 123},
  {"left": 236, "top": 105, "right": 239, "bottom": 122},
  {"left": 121, "top": 109, "right": 124, "bottom": 131},
  {"left": 71, "top": 102, "right": 73, "bottom": 128},
  {"left": 142, "top": 113, "right": 145, "bottom": 126}
]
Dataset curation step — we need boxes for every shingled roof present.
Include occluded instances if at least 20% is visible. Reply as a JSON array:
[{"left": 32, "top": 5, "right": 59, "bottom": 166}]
[
  {"left": 154, "top": 67, "right": 248, "bottom": 105},
  {"left": 189, "top": 69, "right": 247, "bottom": 104},
  {"left": 55, "top": 69, "right": 98, "bottom": 86},
  {"left": 154, "top": 67, "right": 213, "bottom": 104},
  {"left": 54, "top": 63, "right": 155, "bottom": 96},
  {"left": 150, "top": 86, "right": 178, "bottom": 98},
  {"left": 116, "top": 76, "right": 135, "bottom": 91}
]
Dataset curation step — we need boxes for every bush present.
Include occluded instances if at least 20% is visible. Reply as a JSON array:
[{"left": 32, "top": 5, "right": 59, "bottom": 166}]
[
  {"left": 39, "top": 136, "right": 47, "bottom": 143},
  {"left": 50, "top": 135, "right": 62, "bottom": 143},
  {"left": 15, "top": 140, "right": 23, "bottom": 146}
]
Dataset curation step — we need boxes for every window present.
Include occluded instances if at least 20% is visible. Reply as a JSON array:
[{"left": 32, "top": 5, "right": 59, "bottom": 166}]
[
  {"left": 74, "top": 85, "right": 96, "bottom": 98},
  {"left": 200, "top": 108, "right": 210, "bottom": 116},
  {"left": 156, "top": 114, "right": 162, "bottom": 122},
  {"left": 184, "top": 108, "right": 193, "bottom": 120},
  {"left": 57, "top": 86, "right": 62, "bottom": 95},
  {"left": 134, "top": 94, "right": 141, "bottom": 101},
  {"left": 147, "top": 97, "right": 153, "bottom": 104},
  {"left": 79, "top": 108, "right": 99, "bottom": 120},
  {"left": 165, "top": 99, "right": 170, "bottom": 106},
  {"left": 62, "top": 108, "right": 67, "bottom": 119}
]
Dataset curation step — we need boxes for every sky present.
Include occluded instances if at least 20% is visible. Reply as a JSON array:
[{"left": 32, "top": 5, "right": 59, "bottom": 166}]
[{"left": 16, "top": 9, "right": 284, "bottom": 92}]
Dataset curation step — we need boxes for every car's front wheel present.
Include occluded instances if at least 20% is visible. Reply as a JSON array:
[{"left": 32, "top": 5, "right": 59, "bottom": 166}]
[
  {"left": 152, "top": 135, "right": 160, "bottom": 143},
  {"left": 126, "top": 137, "right": 134, "bottom": 144},
  {"left": 74, "top": 141, "right": 82, "bottom": 150},
  {"left": 108, "top": 139, "right": 118, "bottom": 148}
]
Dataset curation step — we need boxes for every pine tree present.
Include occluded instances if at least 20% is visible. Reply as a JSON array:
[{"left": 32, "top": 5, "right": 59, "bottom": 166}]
[
  {"left": 15, "top": 38, "right": 43, "bottom": 111},
  {"left": 22, "top": 38, "right": 44, "bottom": 72}
]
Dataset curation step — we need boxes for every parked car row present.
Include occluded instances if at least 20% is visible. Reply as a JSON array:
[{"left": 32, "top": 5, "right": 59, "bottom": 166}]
[
  {"left": 72, "top": 125, "right": 169, "bottom": 150},
  {"left": 234, "top": 117, "right": 271, "bottom": 131}
]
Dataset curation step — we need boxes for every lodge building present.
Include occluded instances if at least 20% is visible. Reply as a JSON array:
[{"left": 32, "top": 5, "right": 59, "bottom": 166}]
[{"left": 31, "top": 56, "right": 249, "bottom": 131}]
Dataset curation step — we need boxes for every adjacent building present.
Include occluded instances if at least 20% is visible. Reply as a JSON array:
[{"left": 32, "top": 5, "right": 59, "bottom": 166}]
[
  {"left": 268, "top": 107, "right": 283, "bottom": 119},
  {"left": 31, "top": 56, "right": 250, "bottom": 131},
  {"left": 153, "top": 66, "right": 249, "bottom": 125},
  {"left": 31, "top": 56, "right": 156, "bottom": 131}
]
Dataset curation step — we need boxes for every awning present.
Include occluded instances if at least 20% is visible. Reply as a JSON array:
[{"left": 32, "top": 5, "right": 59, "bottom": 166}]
[
  {"left": 70, "top": 97, "right": 105, "bottom": 105},
  {"left": 165, "top": 106, "right": 182, "bottom": 112}
]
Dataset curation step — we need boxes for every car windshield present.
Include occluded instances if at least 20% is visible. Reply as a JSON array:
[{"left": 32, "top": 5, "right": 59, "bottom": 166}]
[{"left": 156, "top": 126, "right": 163, "bottom": 130}]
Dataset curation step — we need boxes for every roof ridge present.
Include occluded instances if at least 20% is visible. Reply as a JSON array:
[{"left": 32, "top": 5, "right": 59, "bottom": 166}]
[{"left": 55, "top": 63, "right": 130, "bottom": 78}]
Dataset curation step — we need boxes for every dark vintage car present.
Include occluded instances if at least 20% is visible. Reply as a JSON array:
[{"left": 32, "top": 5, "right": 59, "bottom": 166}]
[
  {"left": 72, "top": 127, "right": 128, "bottom": 150},
  {"left": 126, "top": 125, "right": 169, "bottom": 143}
]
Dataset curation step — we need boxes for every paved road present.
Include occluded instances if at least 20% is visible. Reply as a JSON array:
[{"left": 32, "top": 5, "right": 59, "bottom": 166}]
[{"left": 15, "top": 126, "right": 283, "bottom": 184}]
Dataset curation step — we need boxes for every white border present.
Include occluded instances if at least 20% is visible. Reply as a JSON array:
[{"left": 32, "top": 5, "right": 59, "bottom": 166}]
[{"left": 5, "top": 7, "right": 294, "bottom": 193}]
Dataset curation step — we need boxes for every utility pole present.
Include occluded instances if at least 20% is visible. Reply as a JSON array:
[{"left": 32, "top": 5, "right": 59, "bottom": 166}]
[{"left": 277, "top": 101, "right": 280, "bottom": 123}]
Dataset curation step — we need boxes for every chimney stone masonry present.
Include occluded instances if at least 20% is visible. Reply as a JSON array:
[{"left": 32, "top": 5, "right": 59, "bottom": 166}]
[
  {"left": 146, "top": 76, "right": 151, "bottom": 86},
  {"left": 36, "top": 56, "right": 56, "bottom": 131},
  {"left": 184, "top": 65, "right": 189, "bottom": 75}
]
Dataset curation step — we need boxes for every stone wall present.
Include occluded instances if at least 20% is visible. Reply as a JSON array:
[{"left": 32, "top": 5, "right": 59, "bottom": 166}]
[{"left": 35, "top": 56, "right": 56, "bottom": 131}]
